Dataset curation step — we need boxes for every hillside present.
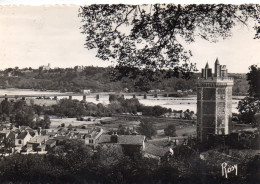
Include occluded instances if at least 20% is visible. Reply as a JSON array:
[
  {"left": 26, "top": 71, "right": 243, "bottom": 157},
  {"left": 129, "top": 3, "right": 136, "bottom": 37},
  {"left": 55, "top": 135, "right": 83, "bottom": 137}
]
[{"left": 0, "top": 67, "right": 249, "bottom": 95}]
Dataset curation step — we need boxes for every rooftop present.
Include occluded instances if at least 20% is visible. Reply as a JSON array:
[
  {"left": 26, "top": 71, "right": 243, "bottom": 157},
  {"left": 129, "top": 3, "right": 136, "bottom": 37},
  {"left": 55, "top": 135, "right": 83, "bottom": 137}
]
[
  {"left": 97, "top": 135, "right": 145, "bottom": 145},
  {"left": 144, "top": 143, "right": 169, "bottom": 157},
  {"left": 28, "top": 135, "right": 49, "bottom": 143},
  {"left": 46, "top": 139, "right": 56, "bottom": 145},
  {"left": 16, "top": 132, "right": 29, "bottom": 139}
]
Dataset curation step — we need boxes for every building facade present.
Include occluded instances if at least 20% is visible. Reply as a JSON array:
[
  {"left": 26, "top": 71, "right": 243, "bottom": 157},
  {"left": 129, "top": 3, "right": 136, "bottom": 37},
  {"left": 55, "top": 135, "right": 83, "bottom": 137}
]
[{"left": 197, "top": 59, "right": 234, "bottom": 142}]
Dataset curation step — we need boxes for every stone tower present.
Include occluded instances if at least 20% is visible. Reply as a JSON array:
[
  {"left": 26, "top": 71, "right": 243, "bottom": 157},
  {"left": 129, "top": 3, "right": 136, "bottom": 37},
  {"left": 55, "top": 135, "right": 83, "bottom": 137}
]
[{"left": 197, "top": 59, "right": 233, "bottom": 143}]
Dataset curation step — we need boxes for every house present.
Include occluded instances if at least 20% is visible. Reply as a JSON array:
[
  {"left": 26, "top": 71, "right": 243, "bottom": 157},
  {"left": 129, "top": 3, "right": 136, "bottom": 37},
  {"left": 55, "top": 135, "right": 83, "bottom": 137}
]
[
  {"left": 40, "top": 63, "right": 51, "bottom": 71},
  {"left": 83, "top": 127, "right": 103, "bottom": 145},
  {"left": 45, "top": 130, "right": 57, "bottom": 137},
  {"left": 82, "top": 89, "right": 91, "bottom": 94},
  {"left": 136, "top": 112, "right": 142, "bottom": 116},
  {"left": 167, "top": 136, "right": 189, "bottom": 146},
  {"left": 74, "top": 66, "right": 84, "bottom": 72},
  {"left": 26, "top": 135, "right": 49, "bottom": 152},
  {"left": 15, "top": 131, "right": 33, "bottom": 152},
  {"left": 65, "top": 127, "right": 104, "bottom": 145},
  {"left": 148, "top": 89, "right": 161, "bottom": 93},
  {"left": 97, "top": 134, "right": 146, "bottom": 156},
  {"left": 0, "top": 130, "right": 15, "bottom": 149},
  {"left": 144, "top": 142, "right": 169, "bottom": 159},
  {"left": 0, "top": 130, "right": 11, "bottom": 145},
  {"left": 45, "top": 139, "right": 56, "bottom": 151},
  {"left": 162, "top": 110, "right": 184, "bottom": 119},
  {"left": 53, "top": 136, "right": 71, "bottom": 145}
]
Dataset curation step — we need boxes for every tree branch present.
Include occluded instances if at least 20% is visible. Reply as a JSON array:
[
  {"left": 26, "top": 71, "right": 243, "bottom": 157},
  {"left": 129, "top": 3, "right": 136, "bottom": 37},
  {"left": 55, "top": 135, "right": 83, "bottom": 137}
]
[{"left": 114, "top": 6, "right": 137, "bottom": 31}]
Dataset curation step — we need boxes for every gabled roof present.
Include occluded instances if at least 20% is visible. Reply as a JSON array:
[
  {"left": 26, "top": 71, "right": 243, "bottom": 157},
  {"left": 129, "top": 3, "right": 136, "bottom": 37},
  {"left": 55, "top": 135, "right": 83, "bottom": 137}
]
[
  {"left": 46, "top": 139, "right": 56, "bottom": 145},
  {"left": 19, "top": 126, "right": 32, "bottom": 131},
  {"left": 28, "top": 130, "right": 37, "bottom": 137},
  {"left": 144, "top": 143, "right": 169, "bottom": 157},
  {"left": 53, "top": 136, "right": 70, "bottom": 141},
  {"left": 97, "top": 135, "right": 145, "bottom": 145},
  {"left": 29, "top": 135, "right": 48, "bottom": 143},
  {"left": 16, "top": 132, "right": 29, "bottom": 139}
]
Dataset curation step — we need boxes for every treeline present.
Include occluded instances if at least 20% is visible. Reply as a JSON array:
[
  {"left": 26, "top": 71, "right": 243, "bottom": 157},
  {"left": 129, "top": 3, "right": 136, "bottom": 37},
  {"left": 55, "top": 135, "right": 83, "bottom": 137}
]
[
  {"left": 0, "top": 99, "right": 51, "bottom": 129},
  {"left": 0, "top": 139, "right": 258, "bottom": 183},
  {"left": 0, "top": 95, "right": 178, "bottom": 130},
  {"left": 0, "top": 66, "right": 248, "bottom": 94},
  {"left": 44, "top": 95, "right": 172, "bottom": 118}
]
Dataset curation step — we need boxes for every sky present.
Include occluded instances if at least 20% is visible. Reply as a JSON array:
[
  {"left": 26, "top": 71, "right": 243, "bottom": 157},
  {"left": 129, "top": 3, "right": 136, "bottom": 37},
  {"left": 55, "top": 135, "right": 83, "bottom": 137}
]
[{"left": 0, "top": 1, "right": 260, "bottom": 73}]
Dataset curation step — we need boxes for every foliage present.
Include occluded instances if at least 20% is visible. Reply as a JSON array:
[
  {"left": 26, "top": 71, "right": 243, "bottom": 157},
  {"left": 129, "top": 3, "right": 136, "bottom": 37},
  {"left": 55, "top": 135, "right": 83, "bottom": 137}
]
[
  {"left": 94, "top": 144, "right": 124, "bottom": 169},
  {"left": 117, "top": 124, "right": 133, "bottom": 135},
  {"left": 238, "top": 65, "right": 260, "bottom": 126},
  {"left": 0, "top": 142, "right": 258, "bottom": 183},
  {"left": 0, "top": 99, "right": 51, "bottom": 129},
  {"left": 109, "top": 94, "right": 124, "bottom": 103},
  {"left": 11, "top": 100, "right": 35, "bottom": 127},
  {"left": 0, "top": 99, "right": 12, "bottom": 115},
  {"left": 36, "top": 115, "right": 51, "bottom": 129},
  {"left": 164, "top": 124, "right": 177, "bottom": 137},
  {"left": 138, "top": 119, "right": 157, "bottom": 139},
  {"left": 247, "top": 65, "right": 260, "bottom": 98},
  {"left": 0, "top": 66, "right": 248, "bottom": 94},
  {"left": 79, "top": 4, "right": 260, "bottom": 81},
  {"left": 141, "top": 105, "right": 172, "bottom": 117},
  {"left": 53, "top": 99, "right": 87, "bottom": 118}
]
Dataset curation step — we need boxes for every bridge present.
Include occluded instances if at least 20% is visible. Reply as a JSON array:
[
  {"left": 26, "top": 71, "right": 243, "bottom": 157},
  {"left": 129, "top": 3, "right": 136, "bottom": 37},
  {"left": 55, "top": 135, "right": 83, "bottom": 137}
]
[
  {"left": 0, "top": 93, "right": 83, "bottom": 99},
  {"left": 0, "top": 92, "right": 189, "bottom": 101},
  {"left": 0, "top": 93, "right": 90, "bottom": 101}
]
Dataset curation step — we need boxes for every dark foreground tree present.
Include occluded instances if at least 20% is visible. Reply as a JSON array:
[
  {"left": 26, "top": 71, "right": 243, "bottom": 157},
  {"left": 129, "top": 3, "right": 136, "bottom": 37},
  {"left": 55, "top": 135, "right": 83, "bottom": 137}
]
[
  {"left": 79, "top": 4, "right": 260, "bottom": 80},
  {"left": 238, "top": 65, "right": 260, "bottom": 126}
]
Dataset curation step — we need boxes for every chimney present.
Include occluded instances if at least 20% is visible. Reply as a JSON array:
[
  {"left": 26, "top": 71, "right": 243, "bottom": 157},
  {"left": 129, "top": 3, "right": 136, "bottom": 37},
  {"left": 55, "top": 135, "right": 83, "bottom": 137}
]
[
  {"left": 39, "top": 127, "right": 42, "bottom": 136},
  {"left": 111, "top": 132, "right": 118, "bottom": 143}
]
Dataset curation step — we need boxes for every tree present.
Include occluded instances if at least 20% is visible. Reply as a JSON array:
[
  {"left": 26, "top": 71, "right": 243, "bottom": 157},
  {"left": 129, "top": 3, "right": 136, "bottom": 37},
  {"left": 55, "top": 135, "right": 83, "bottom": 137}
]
[
  {"left": 36, "top": 115, "right": 51, "bottom": 129},
  {"left": 79, "top": 4, "right": 260, "bottom": 80},
  {"left": 12, "top": 100, "right": 35, "bottom": 127},
  {"left": 138, "top": 119, "right": 157, "bottom": 139},
  {"left": 1, "top": 99, "right": 12, "bottom": 115},
  {"left": 94, "top": 144, "right": 124, "bottom": 169},
  {"left": 164, "top": 124, "right": 177, "bottom": 137},
  {"left": 118, "top": 124, "right": 132, "bottom": 135},
  {"left": 254, "top": 114, "right": 260, "bottom": 128},
  {"left": 238, "top": 65, "right": 260, "bottom": 126},
  {"left": 247, "top": 65, "right": 260, "bottom": 98}
]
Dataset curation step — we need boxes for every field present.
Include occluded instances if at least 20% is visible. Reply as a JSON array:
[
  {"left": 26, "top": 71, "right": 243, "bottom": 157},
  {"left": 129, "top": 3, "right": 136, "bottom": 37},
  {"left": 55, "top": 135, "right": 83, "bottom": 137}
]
[
  {"left": 49, "top": 115, "right": 196, "bottom": 137},
  {"left": 50, "top": 116, "right": 101, "bottom": 128}
]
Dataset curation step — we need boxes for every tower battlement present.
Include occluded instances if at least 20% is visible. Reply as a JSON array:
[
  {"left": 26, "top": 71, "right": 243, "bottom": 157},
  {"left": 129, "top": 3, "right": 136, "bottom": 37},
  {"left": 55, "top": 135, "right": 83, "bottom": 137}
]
[
  {"left": 197, "top": 59, "right": 233, "bottom": 143},
  {"left": 197, "top": 77, "right": 234, "bottom": 87}
]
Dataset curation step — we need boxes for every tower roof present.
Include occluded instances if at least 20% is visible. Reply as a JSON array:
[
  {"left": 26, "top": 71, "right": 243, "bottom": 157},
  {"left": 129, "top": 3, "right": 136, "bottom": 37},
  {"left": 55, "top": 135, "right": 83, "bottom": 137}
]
[
  {"left": 215, "top": 58, "right": 220, "bottom": 65},
  {"left": 205, "top": 62, "right": 209, "bottom": 68}
]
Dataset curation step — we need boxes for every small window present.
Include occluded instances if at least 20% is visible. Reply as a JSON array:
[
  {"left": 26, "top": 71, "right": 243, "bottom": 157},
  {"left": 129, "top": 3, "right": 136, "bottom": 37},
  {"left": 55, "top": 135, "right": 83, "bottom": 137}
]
[
  {"left": 18, "top": 140, "right": 22, "bottom": 144},
  {"left": 89, "top": 139, "right": 94, "bottom": 144}
]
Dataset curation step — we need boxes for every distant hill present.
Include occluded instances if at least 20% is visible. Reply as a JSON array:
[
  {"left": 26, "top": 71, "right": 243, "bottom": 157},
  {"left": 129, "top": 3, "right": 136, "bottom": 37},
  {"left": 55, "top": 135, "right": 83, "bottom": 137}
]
[{"left": 0, "top": 67, "right": 248, "bottom": 95}]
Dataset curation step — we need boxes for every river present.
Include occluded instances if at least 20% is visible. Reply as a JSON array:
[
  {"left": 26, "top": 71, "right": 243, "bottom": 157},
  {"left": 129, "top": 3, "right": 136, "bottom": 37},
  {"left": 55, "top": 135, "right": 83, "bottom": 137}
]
[{"left": 0, "top": 88, "right": 243, "bottom": 113}]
